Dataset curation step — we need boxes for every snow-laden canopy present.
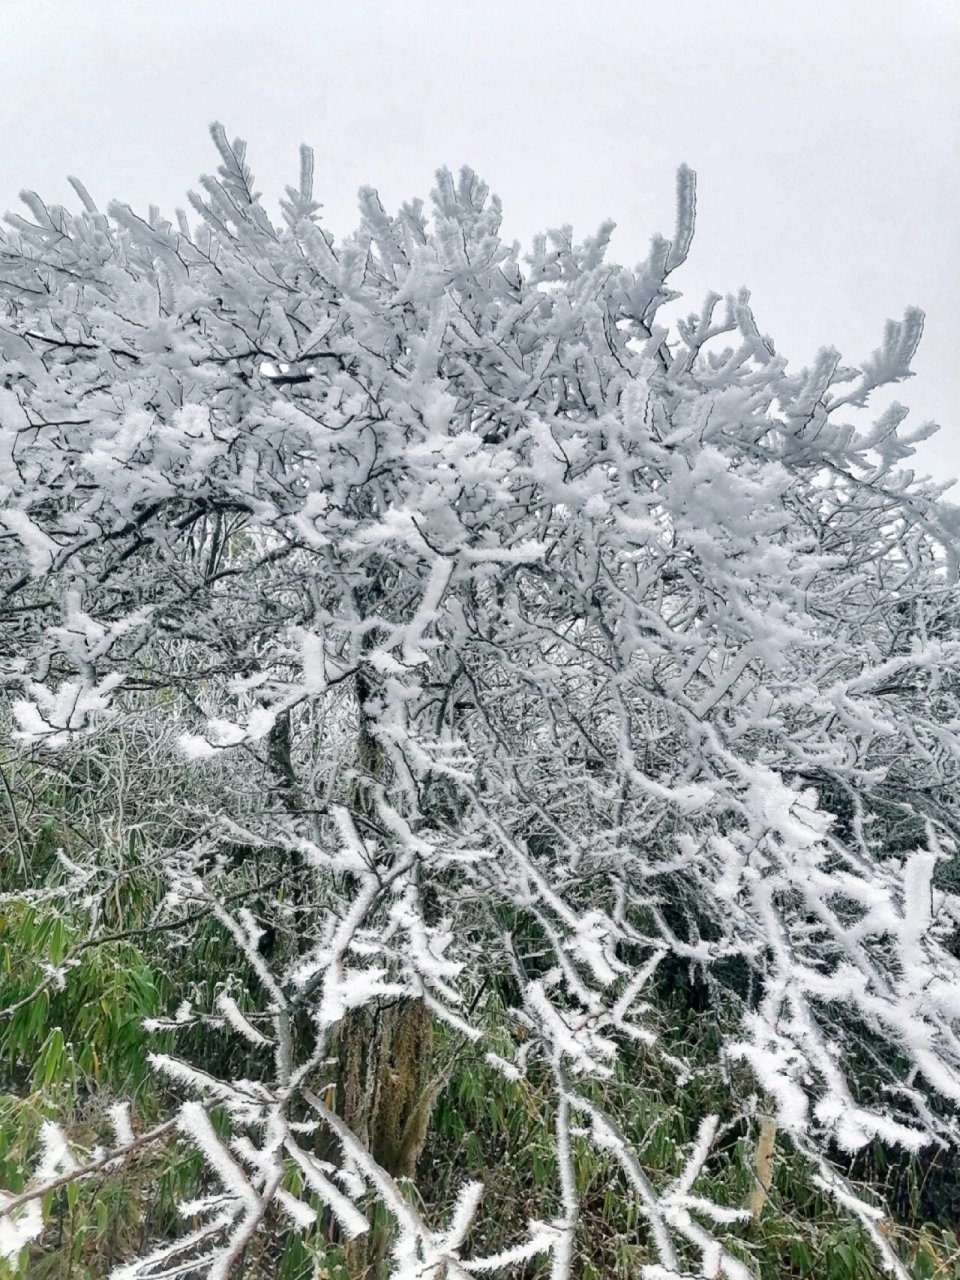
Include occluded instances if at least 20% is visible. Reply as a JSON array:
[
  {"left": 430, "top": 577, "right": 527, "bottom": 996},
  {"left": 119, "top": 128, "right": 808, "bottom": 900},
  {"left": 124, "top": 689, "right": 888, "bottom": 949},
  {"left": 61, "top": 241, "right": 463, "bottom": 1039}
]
[{"left": 1, "top": 125, "right": 958, "bottom": 1278}]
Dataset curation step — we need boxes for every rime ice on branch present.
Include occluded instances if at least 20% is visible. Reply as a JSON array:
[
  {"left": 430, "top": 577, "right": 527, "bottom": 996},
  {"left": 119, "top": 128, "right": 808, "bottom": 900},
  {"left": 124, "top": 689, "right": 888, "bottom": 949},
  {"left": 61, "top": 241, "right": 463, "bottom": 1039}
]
[{"left": 1, "top": 124, "right": 959, "bottom": 1279}]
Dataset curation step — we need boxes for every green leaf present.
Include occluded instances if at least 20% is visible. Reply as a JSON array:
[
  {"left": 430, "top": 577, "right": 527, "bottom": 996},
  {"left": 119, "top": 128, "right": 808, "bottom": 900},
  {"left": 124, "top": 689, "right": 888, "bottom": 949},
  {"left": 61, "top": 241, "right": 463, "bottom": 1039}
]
[{"left": 36, "top": 1026, "right": 65, "bottom": 1089}]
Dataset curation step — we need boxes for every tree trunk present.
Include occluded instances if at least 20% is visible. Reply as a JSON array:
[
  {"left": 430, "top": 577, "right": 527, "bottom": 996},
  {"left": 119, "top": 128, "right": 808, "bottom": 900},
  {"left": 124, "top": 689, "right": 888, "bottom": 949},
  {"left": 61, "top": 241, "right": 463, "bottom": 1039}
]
[
  {"left": 336, "top": 996, "right": 435, "bottom": 1179},
  {"left": 333, "top": 673, "right": 439, "bottom": 1274}
]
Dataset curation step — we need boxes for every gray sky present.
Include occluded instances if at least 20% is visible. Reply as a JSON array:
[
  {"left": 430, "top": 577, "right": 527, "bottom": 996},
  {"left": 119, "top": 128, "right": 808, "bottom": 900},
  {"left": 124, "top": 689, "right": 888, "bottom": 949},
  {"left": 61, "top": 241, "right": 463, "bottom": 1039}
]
[{"left": 2, "top": 0, "right": 957, "bottom": 484}]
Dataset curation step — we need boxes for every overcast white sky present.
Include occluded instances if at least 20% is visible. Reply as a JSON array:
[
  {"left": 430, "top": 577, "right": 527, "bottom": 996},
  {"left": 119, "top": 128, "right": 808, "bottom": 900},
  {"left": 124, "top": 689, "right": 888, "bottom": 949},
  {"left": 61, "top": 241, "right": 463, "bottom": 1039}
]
[{"left": 2, "top": 0, "right": 957, "bottom": 483}]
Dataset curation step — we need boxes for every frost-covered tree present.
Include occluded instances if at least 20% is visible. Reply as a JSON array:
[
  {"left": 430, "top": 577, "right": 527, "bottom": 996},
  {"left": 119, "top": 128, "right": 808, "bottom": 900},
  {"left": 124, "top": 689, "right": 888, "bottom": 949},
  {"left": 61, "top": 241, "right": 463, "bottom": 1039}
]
[{"left": 1, "top": 125, "right": 959, "bottom": 1278}]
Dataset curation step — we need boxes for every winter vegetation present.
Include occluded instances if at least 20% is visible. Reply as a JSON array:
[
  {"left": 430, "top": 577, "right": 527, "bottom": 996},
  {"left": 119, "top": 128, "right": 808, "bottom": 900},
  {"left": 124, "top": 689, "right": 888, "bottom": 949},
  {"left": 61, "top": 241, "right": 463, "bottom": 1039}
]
[{"left": 0, "top": 125, "right": 959, "bottom": 1278}]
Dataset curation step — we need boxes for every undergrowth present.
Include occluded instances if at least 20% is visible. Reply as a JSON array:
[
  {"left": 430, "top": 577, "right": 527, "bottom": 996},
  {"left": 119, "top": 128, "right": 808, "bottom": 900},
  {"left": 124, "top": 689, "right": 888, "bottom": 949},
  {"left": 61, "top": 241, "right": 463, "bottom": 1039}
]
[{"left": 0, "top": 761, "right": 957, "bottom": 1279}]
